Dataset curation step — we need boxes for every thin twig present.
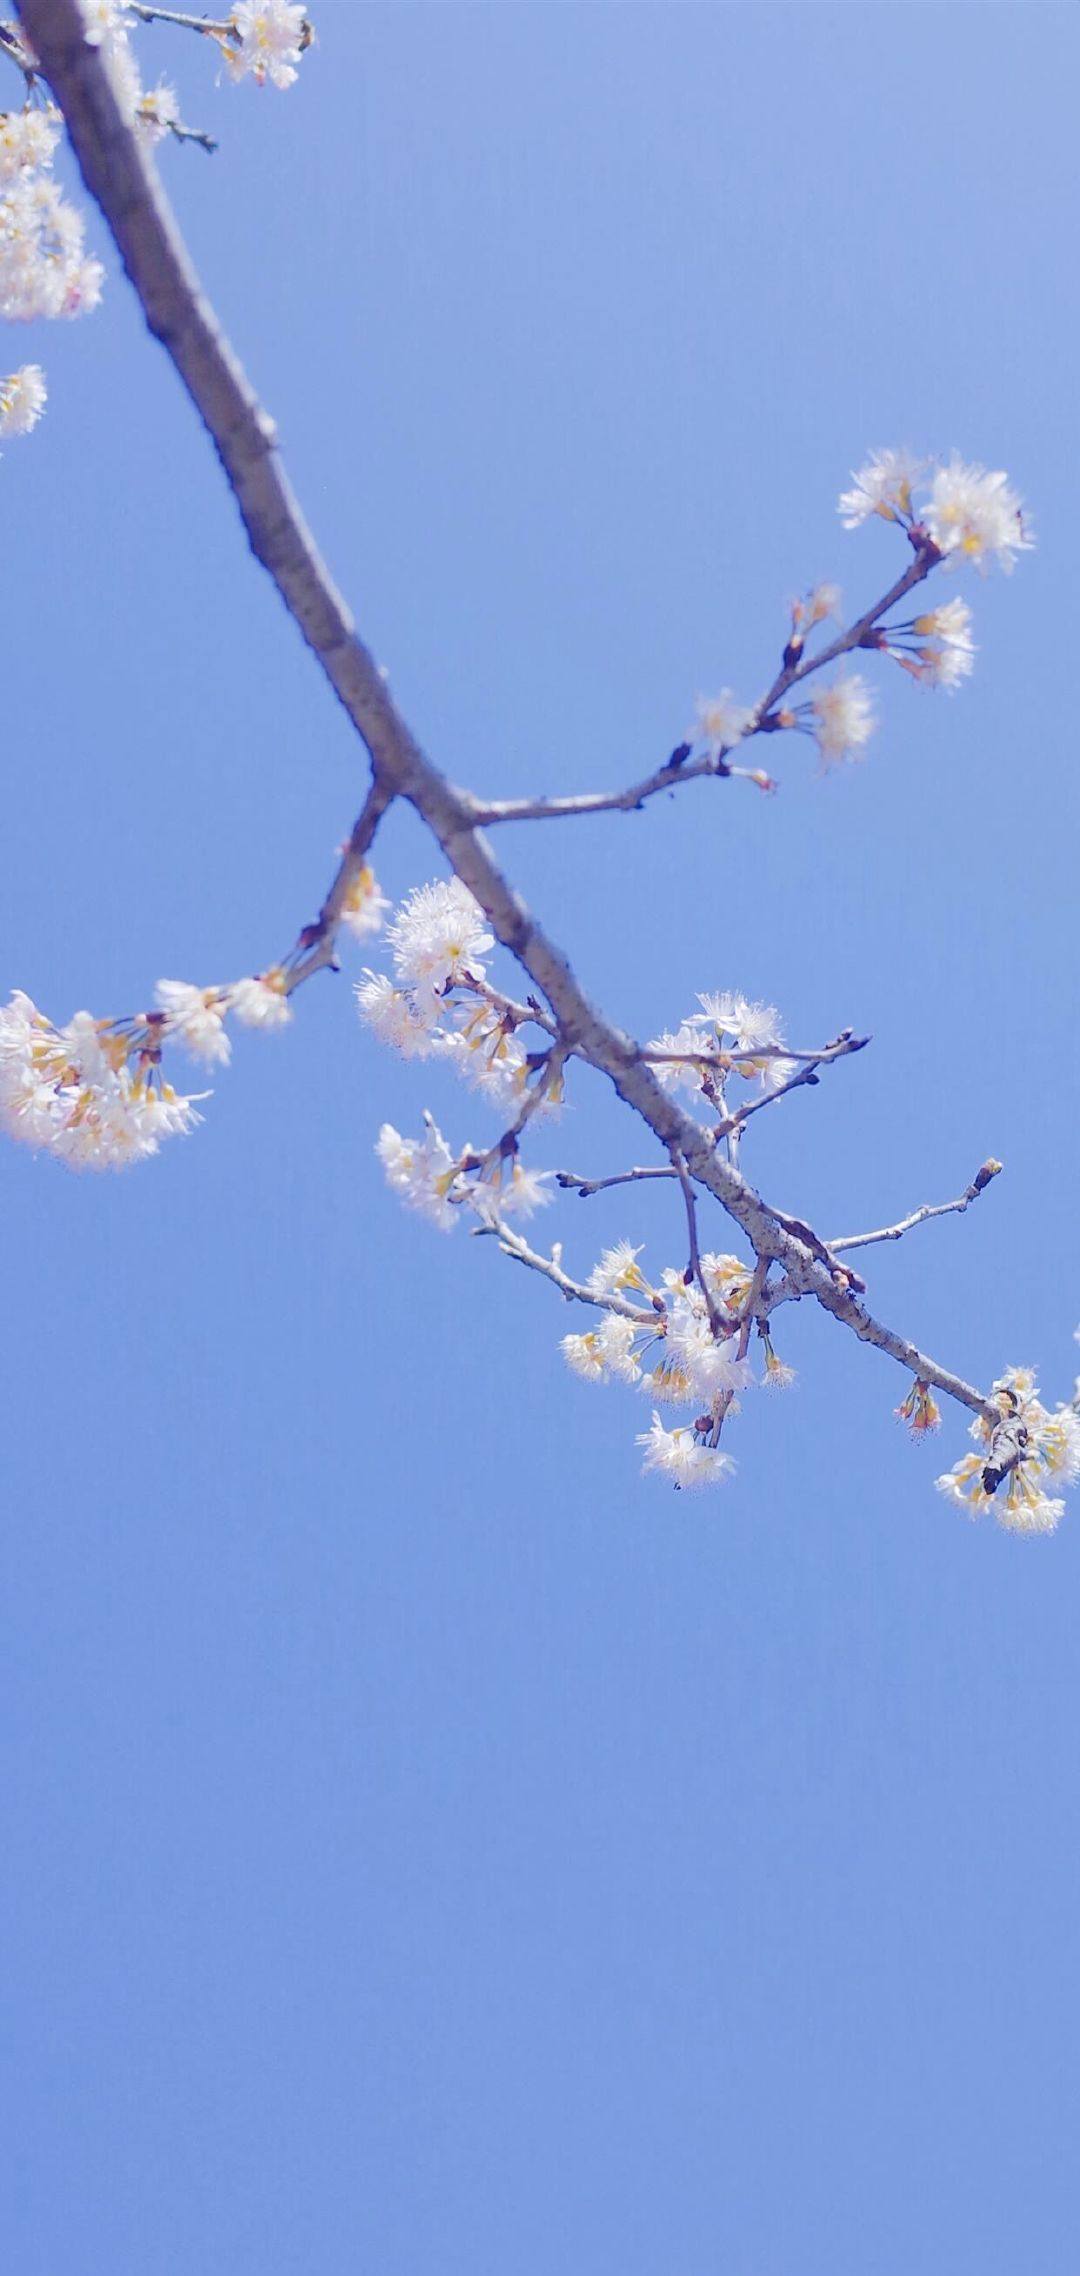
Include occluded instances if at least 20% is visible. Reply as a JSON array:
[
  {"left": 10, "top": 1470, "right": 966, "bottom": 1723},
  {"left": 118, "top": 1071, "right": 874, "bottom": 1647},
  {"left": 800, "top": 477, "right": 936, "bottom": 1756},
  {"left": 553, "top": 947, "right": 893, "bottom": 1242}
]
[
  {"left": 468, "top": 758, "right": 772, "bottom": 828},
  {"left": 712, "top": 1034, "right": 869, "bottom": 1139},
  {"left": 473, "top": 1044, "right": 567, "bottom": 1179},
  {"left": 737, "top": 1259, "right": 769, "bottom": 1361},
  {"left": 641, "top": 1039, "right": 864, "bottom": 1071},
  {"left": 459, "top": 972, "right": 559, "bottom": 1039},
  {"left": 756, "top": 552, "right": 933, "bottom": 719},
  {"left": 706, "top": 1258, "right": 769, "bottom": 1447},
  {"left": 166, "top": 116, "right": 218, "bottom": 154},
  {"left": 283, "top": 776, "right": 394, "bottom": 993},
  {"left": 127, "top": 3, "right": 233, "bottom": 35},
  {"left": 829, "top": 1162, "right": 1003, "bottom": 1255},
  {"left": 555, "top": 1165, "right": 679, "bottom": 1199},
  {"left": 471, "top": 1214, "right": 657, "bottom": 1327},
  {"left": 671, "top": 1148, "right": 724, "bottom": 1337}
]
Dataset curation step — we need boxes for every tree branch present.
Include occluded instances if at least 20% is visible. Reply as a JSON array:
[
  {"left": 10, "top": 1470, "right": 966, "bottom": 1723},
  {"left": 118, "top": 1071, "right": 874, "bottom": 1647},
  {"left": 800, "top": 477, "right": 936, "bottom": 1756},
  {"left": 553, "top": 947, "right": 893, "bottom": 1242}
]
[
  {"left": 20, "top": 0, "right": 994, "bottom": 1426},
  {"left": 828, "top": 1161, "right": 1003, "bottom": 1255},
  {"left": 283, "top": 775, "right": 394, "bottom": 993}
]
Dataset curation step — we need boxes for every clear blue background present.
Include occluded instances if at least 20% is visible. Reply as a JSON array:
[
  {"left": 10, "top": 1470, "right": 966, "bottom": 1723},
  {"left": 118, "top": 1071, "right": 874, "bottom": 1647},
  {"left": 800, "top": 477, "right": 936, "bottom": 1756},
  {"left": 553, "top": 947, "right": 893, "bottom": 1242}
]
[{"left": 3, "top": 4, "right": 1078, "bottom": 2269}]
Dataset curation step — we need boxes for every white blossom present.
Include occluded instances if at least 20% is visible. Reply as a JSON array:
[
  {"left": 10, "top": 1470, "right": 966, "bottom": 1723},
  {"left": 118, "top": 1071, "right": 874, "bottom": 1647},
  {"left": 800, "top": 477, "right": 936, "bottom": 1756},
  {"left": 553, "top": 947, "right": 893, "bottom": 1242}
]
[
  {"left": 0, "top": 363, "right": 46, "bottom": 436},
  {"left": 796, "top": 582, "right": 842, "bottom": 629},
  {"left": 594, "top": 1311, "right": 643, "bottom": 1380},
  {"left": 905, "top": 594, "right": 976, "bottom": 691},
  {"left": 221, "top": 2, "right": 311, "bottom": 90},
  {"left": 647, "top": 1022, "right": 712, "bottom": 1096},
  {"left": 641, "top": 1355, "right": 696, "bottom": 1408},
  {"left": 695, "top": 991, "right": 783, "bottom": 1057},
  {"left": 446, "top": 1007, "right": 530, "bottom": 1108},
  {"left": 227, "top": 970, "right": 293, "bottom": 1028},
  {"left": 134, "top": 81, "right": 182, "bottom": 146},
  {"left": 691, "top": 690, "right": 755, "bottom": 757},
  {"left": 586, "top": 1241, "right": 650, "bottom": 1300},
  {"left": 155, "top": 980, "right": 231, "bottom": 1066},
  {"left": 562, "top": 1329, "right": 609, "bottom": 1382},
  {"left": 837, "top": 448, "right": 925, "bottom": 528},
  {"left": 376, "top": 1118, "right": 460, "bottom": 1231},
  {"left": 649, "top": 994, "right": 787, "bottom": 1094},
  {"left": 0, "top": 168, "right": 104, "bottom": 324},
  {"left": 699, "top": 1252, "right": 754, "bottom": 1314},
  {"left": 478, "top": 1160, "right": 554, "bottom": 1219},
  {"left": 923, "top": 458, "right": 1032, "bottom": 574},
  {"left": 338, "top": 863, "right": 390, "bottom": 943},
  {"left": 915, "top": 643, "right": 973, "bottom": 693},
  {"left": 387, "top": 878, "right": 493, "bottom": 1013},
  {"left": 758, "top": 1053, "right": 801, "bottom": 1095},
  {"left": 918, "top": 596, "right": 974, "bottom": 649},
  {"left": 810, "top": 673, "right": 876, "bottom": 766},
  {"left": 355, "top": 970, "right": 439, "bottom": 1058},
  {"left": 79, "top": 0, "right": 133, "bottom": 47},
  {"left": 0, "top": 991, "right": 202, "bottom": 1171},
  {"left": 636, "top": 1413, "right": 735, "bottom": 1491},
  {"left": 0, "top": 108, "right": 61, "bottom": 182},
  {"left": 562, "top": 1312, "right": 642, "bottom": 1384},
  {"left": 761, "top": 1341, "right": 796, "bottom": 1390},
  {"left": 664, "top": 1292, "right": 756, "bottom": 1404}
]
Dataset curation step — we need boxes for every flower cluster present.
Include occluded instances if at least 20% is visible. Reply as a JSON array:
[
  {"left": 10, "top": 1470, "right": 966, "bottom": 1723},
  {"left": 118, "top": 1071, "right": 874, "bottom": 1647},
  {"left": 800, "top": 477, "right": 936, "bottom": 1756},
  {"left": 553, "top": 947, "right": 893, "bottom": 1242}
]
[
  {"left": 217, "top": 3, "right": 313, "bottom": 90},
  {"left": 80, "top": 2, "right": 191, "bottom": 148},
  {"left": 338, "top": 863, "right": 390, "bottom": 943},
  {"left": 690, "top": 690, "right": 756, "bottom": 760},
  {"left": 648, "top": 991, "right": 798, "bottom": 1112},
  {"left": 0, "top": 103, "right": 103, "bottom": 323},
  {"left": 895, "top": 1378, "right": 942, "bottom": 1437},
  {"left": 936, "top": 1369, "right": 1080, "bottom": 1536},
  {"left": 356, "top": 875, "right": 551, "bottom": 1114},
  {"left": 0, "top": 991, "right": 203, "bottom": 1170},
  {"left": 0, "top": 363, "right": 46, "bottom": 437},
  {"left": 376, "top": 1115, "right": 460, "bottom": 1232},
  {"left": 880, "top": 596, "right": 976, "bottom": 693},
  {"left": 638, "top": 1416, "right": 736, "bottom": 1492},
  {"left": 683, "top": 453, "right": 1028, "bottom": 793},
  {"left": 838, "top": 450, "right": 1032, "bottom": 574},
  {"left": 80, "top": 0, "right": 313, "bottom": 114},
  {"left": 0, "top": 2, "right": 314, "bottom": 436},
  {"left": 0, "top": 966, "right": 295, "bottom": 1171},
  {"left": 375, "top": 1113, "right": 553, "bottom": 1229},
  {"left": 804, "top": 673, "right": 876, "bottom": 766},
  {"left": 358, "top": 883, "right": 557, "bottom": 1218},
  {"left": 560, "top": 1240, "right": 782, "bottom": 1490},
  {"left": 154, "top": 969, "right": 294, "bottom": 1064}
]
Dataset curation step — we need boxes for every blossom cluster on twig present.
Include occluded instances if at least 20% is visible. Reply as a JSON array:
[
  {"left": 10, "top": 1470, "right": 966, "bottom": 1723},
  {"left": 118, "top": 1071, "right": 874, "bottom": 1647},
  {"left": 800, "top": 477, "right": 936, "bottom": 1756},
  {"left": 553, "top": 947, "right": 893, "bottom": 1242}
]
[
  {"left": 936, "top": 1369, "right": 1080, "bottom": 1537},
  {"left": 0, "top": 971, "right": 292, "bottom": 1168},
  {"left": 0, "top": 0, "right": 313, "bottom": 447},
  {"left": 6, "top": 0, "right": 1074, "bottom": 1535},
  {"left": 4, "top": 436, "right": 1071, "bottom": 1524}
]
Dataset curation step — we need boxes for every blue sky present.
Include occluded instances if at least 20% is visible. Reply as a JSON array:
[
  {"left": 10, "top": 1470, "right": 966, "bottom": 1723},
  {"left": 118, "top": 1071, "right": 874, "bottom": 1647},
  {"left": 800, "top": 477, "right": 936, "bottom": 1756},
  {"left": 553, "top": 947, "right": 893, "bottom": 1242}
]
[{"left": 3, "top": 5, "right": 1079, "bottom": 2269}]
